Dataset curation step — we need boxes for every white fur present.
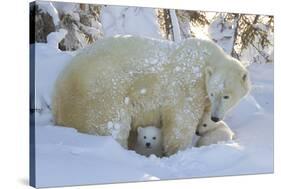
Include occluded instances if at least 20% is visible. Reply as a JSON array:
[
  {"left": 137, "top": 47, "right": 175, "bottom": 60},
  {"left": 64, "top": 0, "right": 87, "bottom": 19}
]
[
  {"left": 196, "top": 111, "right": 234, "bottom": 147},
  {"left": 52, "top": 36, "right": 250, "bottom": 155},
  {"left": 205, "top": 60, "right": 250, "bottom": 122},
  {"left": 134, "top": 126, "right": 163, "bottom": 157}
]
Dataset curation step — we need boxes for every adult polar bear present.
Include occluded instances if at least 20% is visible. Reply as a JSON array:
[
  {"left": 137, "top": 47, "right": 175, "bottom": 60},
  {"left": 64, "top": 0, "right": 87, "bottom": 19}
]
[{"left": 52, "top": 36, "right": 250, "bottom": 156}]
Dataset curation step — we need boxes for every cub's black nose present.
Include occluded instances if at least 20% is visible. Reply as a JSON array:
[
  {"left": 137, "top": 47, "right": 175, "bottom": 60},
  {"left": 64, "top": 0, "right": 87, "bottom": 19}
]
[
  {"left": 195, "top": 131, "right": 200, "bottom": 136},
  {"left": 145, "top": 142, "right": 151, "bottom": 147},
  {"left": 211, "top": 117, "right": 220, "bottom": 122}
]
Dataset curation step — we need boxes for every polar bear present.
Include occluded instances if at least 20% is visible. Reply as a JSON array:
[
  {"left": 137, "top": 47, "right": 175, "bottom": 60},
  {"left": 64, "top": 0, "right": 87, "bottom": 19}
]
[
  {"left": 134, "top": 126, "right": 163, "bottom": 157},
  {"left": 52, "top": 36, "right": 250, "bottom": 156},
  {"left": 196, "top": 111, "right": 235, "bottom": 147}
]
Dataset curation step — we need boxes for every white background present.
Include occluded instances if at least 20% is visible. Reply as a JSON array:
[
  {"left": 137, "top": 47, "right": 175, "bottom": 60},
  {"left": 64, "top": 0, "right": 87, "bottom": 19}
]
[{"left": 0, "top": 0, "right": 279, "bottom": 188}]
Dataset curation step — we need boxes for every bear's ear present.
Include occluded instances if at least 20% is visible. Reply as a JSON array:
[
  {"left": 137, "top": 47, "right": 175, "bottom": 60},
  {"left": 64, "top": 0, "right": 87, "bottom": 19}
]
[
  {"left": 241, "top": 71, "right": 251, "bottom": 93},
  {"left": 137, "top": 127, "right": 142, "bottom": 133},
  {"left": 242, "top": 73, "right": 247, "bottom": 82},
  {"left": 205, "top": 66, "right": 213, "bottom": 81}
]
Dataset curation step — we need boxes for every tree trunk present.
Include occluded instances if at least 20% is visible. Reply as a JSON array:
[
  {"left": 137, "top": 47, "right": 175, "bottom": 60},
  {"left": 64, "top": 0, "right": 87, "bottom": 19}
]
[
  {"left": 253, "top": 15, "right": 260, "bottom": 24},
  {"left": 163, "top": 9, "right": 173, "bottom": 40},
  {"left": 231, "top": 14, "right": 240, "bottom": 58},
  {"left": 170, "top": 10, "right": 181, "bottom": 42}
]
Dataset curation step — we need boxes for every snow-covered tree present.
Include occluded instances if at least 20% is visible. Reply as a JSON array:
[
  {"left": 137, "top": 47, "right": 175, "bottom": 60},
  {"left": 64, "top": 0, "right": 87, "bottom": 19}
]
[
  {"left": 239, "top": 16, "right": 274, "bottom": 64},
  {"left": 176, "top": 10, "right": 209, "bottom": 39},
  {"left": 30, "top": 2, "right": 57, "bottom": 43},
  {"left": 101, "top": 6, "right": 162, "bottom": 39},
  {"left": 236, "top": 15, "right": 273, "bottom": 63},
  {"left": 156, "top": 9, "right": 184, "bottom": 41},
  {"left": 175, "top": 10, "right": 192, "bottom": 39},
  {"left": 32, "top": 1, "right": 103, "bottom": 51},
  {"left": 208, "top": 13, "right": 237, "bottom": 55},
  {"left": 54, "top": 2, "right": 103, "bottom": 51},
  {"left": 170, "top": 9, "right": 181, "bottom": 42},
  {"left": 208, "top": 13, "right": 273, "bottom": 63}
]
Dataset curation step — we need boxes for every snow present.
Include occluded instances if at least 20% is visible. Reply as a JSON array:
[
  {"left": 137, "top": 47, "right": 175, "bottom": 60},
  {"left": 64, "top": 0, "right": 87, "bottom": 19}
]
[
  {"left": 177, "top": 11, "right": 192, "bottom": 39},
  {"left": 52, "top": 1, "right": 79, "bottom": 16},
  {"left": 100, "top": 6, "right": 162, "bottom": 39},
  {"left": 46, "top": 29, "right": 67, "bottom": 48},
  {"left": 240, "top": 30, "right": 273, "bottom": 64},
  {"left": 124, "top": 97, "right": 130, "bottom": 105},
  {"left": 31, "top": 8, "right": 273, "bottom": 186},
  {"left": 175, "top": 66, "right": 181, "bottom": 72},
  {"left": 34, "top": 30, "right": 74, "bottom": 111},
  {"left": 208, "top": 14, "right": 236, "bottom": 54},
  {"left": 140, "top": 88, "right": 147, "bottom": 94},
  {"left": 33, "top": 56, "right": 273, "bottom": 187}
]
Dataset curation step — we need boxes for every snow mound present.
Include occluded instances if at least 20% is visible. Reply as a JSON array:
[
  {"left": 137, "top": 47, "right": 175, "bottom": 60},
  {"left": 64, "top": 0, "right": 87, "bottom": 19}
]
[
  {"left": 46, "top": 29, "right": 67, "bottom": 48},
  {"left": 34, "top": 31, "right": 74, "bottom": 112},
  {"left": 35, "top": 121, "right": 242, "bottom": 187}
]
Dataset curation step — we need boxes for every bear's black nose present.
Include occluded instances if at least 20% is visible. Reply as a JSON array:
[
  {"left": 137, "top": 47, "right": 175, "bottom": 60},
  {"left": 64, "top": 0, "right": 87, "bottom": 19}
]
[
  {"left": 145, "top": 142, "right": 151, "bottom": 148},
  {"left": 211, "top": 116, "right": 220, "bottom": 122},
  {"left": 195, "top": 131, "right": 200, "bottom": 136}
]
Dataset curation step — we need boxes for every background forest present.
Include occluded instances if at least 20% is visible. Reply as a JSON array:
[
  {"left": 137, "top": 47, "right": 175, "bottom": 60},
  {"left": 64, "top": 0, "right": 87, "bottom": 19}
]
[{"left": 30, "top": 1, "right": 273, "bottom": 64}]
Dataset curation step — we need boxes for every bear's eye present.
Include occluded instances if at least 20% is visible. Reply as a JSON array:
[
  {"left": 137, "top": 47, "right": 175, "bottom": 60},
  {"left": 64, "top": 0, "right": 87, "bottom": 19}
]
[
  {"left": 210, "top": 93, "right": 214, "bottom": 97},
  {"left": 223, "top": 96, "right": 229, "bottom": 99},
  {"left": 144, "top": 136, "right": 146, "bottom": 139},
  {"left": 153, "top": 137, "right": 156, "bottom": 140},
  {"left": 203, "top": 124, "right": 207, "bottom": 127}
]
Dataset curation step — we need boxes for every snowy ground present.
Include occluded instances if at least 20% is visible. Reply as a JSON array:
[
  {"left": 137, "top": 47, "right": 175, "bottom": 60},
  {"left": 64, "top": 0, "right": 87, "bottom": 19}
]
[{"left": 33, "top": 38, "right": 273, "bottom": 188}]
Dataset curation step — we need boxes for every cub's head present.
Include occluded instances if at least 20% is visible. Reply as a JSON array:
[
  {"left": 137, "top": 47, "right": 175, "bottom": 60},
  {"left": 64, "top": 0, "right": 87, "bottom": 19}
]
[
  {"left": 196, "top": 111, "right": 217, "bottom": 136},
  {"left": 205, "top": 58, "right": 250, "bottom": 122},
  {"left": 137, "top": 126, "right": 162, "bottom": 149}
]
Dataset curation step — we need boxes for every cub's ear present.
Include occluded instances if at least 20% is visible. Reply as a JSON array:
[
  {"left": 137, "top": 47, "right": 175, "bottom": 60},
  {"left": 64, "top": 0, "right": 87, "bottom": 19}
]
[
  {"left": 205, "top": 66, "right": 213, "bottom": 81},
  {"left": 137, "top": 127, "right": 142, "bottom": 133}
]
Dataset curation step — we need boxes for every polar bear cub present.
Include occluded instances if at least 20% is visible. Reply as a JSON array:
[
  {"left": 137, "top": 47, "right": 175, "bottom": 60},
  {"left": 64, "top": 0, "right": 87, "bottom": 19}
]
[
  {"left": 134, "top": 126, "right": 163, "bottom": 157},
  {"left": 196, "top": 111, "right": 235, "bottom": 147}
]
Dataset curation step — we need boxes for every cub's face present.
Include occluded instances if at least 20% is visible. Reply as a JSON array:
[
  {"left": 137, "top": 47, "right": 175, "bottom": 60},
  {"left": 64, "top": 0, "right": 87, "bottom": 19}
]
[
  {"left": 137, "top": 126, "right": 162, "bottom": 149},
  {"left": 196, "top": 112, "right": 217, "bottom": 136},
  {"left": 205, "top": 63, "right": 250, "bottom": 122}
]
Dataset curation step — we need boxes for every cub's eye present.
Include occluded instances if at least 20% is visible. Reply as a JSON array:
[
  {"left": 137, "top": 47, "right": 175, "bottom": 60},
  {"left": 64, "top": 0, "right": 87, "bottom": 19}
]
[
  {"left": 223, "top": 96, "right": 229, "bottom": 99},
  {"left": 153, "top": 137, "right": 156, "bottom": 140},
  {"left": 203, "top": 124, "right": 207, "bottom": 127},
  {"left": 144, "top": 136, "right": 146, "bottom": 139},
  {"left": 210, "top": 93, "right": 214, "bottom": 97}
]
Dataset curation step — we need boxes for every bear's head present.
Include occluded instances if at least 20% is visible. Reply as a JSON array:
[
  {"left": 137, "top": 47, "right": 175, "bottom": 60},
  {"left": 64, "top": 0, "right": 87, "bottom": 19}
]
[
  {"left": 137, "top": 126, "right": 162, "bottom": 149},
  {"left": 205, "top": 57, "right": 251, "bottom": 122}
]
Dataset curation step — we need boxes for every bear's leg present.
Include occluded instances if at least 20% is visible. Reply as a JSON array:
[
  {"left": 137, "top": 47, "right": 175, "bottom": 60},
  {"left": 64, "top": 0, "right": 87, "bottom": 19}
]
[
  {"left": 161, "top": 108, "right": 197, "bottom": 156},
  {"left": 106, "top": 109, "right": 132, "bottom": 149},
  {"left": 112, "top": 122, "right": 131, "bottom": 149}
]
